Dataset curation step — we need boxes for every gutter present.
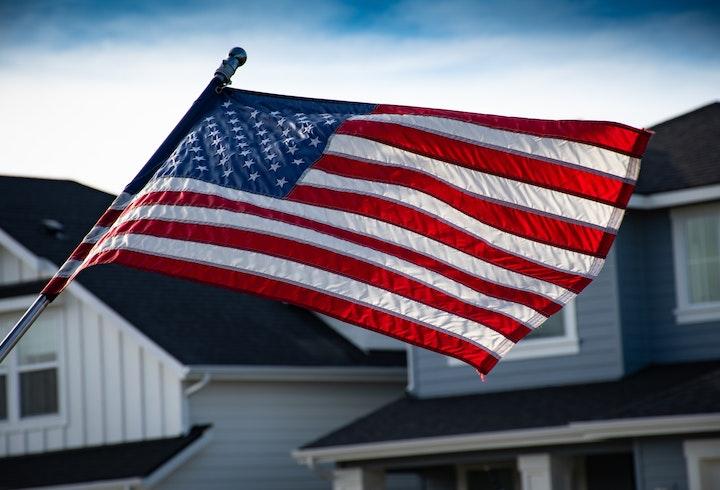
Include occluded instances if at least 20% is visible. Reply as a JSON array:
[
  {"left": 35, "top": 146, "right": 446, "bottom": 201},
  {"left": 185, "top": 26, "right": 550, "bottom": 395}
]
[
  {"left": 293, "top": 413, "right": 720, "bottom": 465},
  {"left": 186, "top": 365, "right": 406, "bottom": 383},
  {"left": 628, "top": 183, "right": 720, "bottom": 210}
]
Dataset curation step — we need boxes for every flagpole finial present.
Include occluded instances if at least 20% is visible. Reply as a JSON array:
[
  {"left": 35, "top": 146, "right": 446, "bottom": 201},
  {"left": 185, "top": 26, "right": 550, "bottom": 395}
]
[{"left": 214, "top": 47, "right": 248, "bottom": 89}]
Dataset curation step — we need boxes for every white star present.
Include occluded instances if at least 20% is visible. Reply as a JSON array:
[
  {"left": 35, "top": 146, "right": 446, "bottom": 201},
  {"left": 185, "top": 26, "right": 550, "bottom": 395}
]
[
  {"left": 222, "top": 101, "right": 232, "bottom": 108},
  {"left": 270, "top": 111, "right": 281, "bottom": 116},
  {"left": 229, "top": 118, "right": 239, "bottom": 125},
  {"left": 292, "top": 159, "right": 304, "bottom": 165},
  {"left": 219, "top": 155, "right": 232, "bottom": 166},
  {"left": 238, "top": 142, "right": 248, "bottom": 148},
  {"left": 225, "top": 110, "right": 236, "bottom": 116},
  {"left": 262, "top": 146, "right": 273, "bottom": 153},
  {"left": 250, "top": 110, "right": 259, "bottom": 119},
  {"left": 222, "top": 168, "right": 233, "bottom": 178},
  {"left": 208, "top": 129, "right": 220, "bottom": 138},
  {"left": 196, "top": 165, "right": 208, "bottom": 172},
  {"left": 235, "top": 134, "right": 246, "bottom": 140},
  {"left": 204, "top": 116, "right": 214, "bottom": 123},
  {"left": 243, "top": 159, "right": 254, "bottom": 168},
  {"left": 215, "top": 145, "right": 227, "bottom": 156},
  {"left": 189, "top": 146, "right": 201, "bottom": 153},
  {"left": 193, "top": 155, "right": 205, "bottom": 162},
  {"left": 281, "top": 128, "right": 291, "bottom": 137},
  {"left": 277, "top": 117, "right": 286, "bottom": 126},
  {"left": 207, "top": 123, "right": 218, "bottom": 129},
  {"left": 269, "top": 162, "right": 281, "bottom": 172},
  {"left": 260, "top": 138, "right": 271, "bottom": 146},
  {"left": 240, "top": 150, "right": 251, "bottom": 156},
  {"left": 266, "top": 153, "right": 277, "bottom": 160},
  {"left": 211, "top": 137, "right": 222, "bottom": 146},
  {"left": 295, "top": 112, "right": 304, "bottom": 117},
  {"left": 283, "top": 137, "right": 294, "bottom": 145},
  {"left": 323, "top": 119, "right": 337, "bottom": 125},
  {"left": 231, "top": 126, "right": 243, "bottom": 133},
  {"left": 276, "top": 177, "right": 288, "bottom": 187},
  {"left": 287, "top": 146, "right": 298, "bottom": 155},
  {"left": 309, "top": 137, "right": 322, "bottom": 147},
  {"left": 248, "top": 172, "right": 259, "bottom": 181},
  {"left": 253, "top": 121, "right": 263, "bottom": 128},
  {"left": 257, "top": 129, "right": 268, "bottom": 136}
]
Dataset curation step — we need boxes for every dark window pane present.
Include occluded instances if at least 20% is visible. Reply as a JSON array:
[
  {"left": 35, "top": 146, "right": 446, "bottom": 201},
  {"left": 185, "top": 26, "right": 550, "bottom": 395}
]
[
  {"left": 0, "top": 375, "right": 6, "bottom": 420},
  {"left": 467, "top": 468, "right": 518, "bottom": 490},
  {"left": 20, "top": 368, "right": 58, "bottom": 417},
  {"left": 529, "top": 311, "right": 566, "bottom": 339}
]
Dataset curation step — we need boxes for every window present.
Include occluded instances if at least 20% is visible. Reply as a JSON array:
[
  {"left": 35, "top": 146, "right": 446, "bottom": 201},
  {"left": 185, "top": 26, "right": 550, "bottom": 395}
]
[
  {"left": 448, "top": 300, "right": 579, "bottom": 365},
  {"left": 0, "top": 310, "right": 61, "bottom": 423},
  {"left": 672, "top": 203, "right": 720, "bottom": 323}
]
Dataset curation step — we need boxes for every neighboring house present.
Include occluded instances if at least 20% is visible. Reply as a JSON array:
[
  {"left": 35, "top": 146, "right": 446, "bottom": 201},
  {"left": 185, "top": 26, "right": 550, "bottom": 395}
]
[
  {"left": 0, "top": 176, "right": 407, "bottom": 489},
  {"left": 294, "top": 102, "right": 720, "bottom": 490}
]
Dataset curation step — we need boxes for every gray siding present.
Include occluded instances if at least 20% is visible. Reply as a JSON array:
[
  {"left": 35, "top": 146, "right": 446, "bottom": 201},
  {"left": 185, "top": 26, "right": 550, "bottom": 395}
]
[
  {"left": 616, "top": 211, "right": 651, "bottom": 373},
  {"left": 618, "top": 208, "right": 720, "bottom": 370},
  {"left": 634, "top": 438, "right": 688, "bottom": 490},
  {"left": 412, "top": 249, "right": 625, "bottom": 397},
  {"left": 157, "top": 380, "right": 404, "bottom": 490}
]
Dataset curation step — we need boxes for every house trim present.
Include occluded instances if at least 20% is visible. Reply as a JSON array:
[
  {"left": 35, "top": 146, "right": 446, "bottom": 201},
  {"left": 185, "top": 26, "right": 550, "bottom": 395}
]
[
  {"left": 629, "top": 183, "right": 720, "bottom": 210},
  {"left": 24, "top": 477, "right": 142, "bottom": 490},
  {"left": 293, "top": 413, "right": 720, "bottom": 465},
  {"left": 186, "top": 365, "right": 406, "bottom": 383},
  {"left": 142, "top": 426, "right": 213, "bottom": 488},
  {"left": 684, "top": 438, "right": 720, "bottom": 490},
  {"left": 670, "top": 202, "right": 720, "bottom": 324},
  {"left": 0, "top": 227, "right": 188, "bottom": 379}
]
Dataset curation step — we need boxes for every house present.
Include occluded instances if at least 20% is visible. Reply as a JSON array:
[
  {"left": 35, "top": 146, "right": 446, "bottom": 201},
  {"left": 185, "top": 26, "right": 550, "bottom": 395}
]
[
  {"left": 0, "top": 176, "right": 407, "bottom": 488},
  {"left": 293, "top": 102, "right": 720, "bottom": 490}
]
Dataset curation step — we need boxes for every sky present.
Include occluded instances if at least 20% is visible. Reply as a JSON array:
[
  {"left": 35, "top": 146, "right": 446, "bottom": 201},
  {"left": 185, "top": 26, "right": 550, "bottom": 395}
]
[{"left": 0, "top": 0, "right": 718, "bottom": 193}]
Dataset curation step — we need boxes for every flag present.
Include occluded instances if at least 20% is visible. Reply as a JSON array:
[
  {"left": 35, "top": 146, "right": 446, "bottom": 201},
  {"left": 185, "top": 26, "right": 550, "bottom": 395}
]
[{"left": 42, "top": 89, "right": 652, "bottom": 374}]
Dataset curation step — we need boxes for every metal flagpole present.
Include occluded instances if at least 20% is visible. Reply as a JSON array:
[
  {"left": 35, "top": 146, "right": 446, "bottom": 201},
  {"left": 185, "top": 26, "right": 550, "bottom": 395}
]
[{"left": 0, "top": 47, "right": 247, "bottom": 364}]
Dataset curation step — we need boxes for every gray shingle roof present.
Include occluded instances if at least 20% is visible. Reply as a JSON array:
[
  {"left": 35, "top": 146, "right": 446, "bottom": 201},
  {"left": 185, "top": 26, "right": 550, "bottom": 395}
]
[
  {"left": 303, "top": 361, "right": 720, "bottom": 449},
  {"left": 636, "top": 102, "right": 720, "bottom": 194},
  {"left": 0, "top": 175, "right": 404, "bottom": 368},
  {"left": 0, "top": 425, "right": 210, "bottom": 489}
]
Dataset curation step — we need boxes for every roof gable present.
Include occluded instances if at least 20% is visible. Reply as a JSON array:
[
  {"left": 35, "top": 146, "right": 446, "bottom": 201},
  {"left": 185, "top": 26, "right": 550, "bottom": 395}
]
[
  {"left": 636, "top": 102, "right": 720, "bottom": 194},
  {"left": 0, "top": 175, "right": 404, "bottom": 368}
]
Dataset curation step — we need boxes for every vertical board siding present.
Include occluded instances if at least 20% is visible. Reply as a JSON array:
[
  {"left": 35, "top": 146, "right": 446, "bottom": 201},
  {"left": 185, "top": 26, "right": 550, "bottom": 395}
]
[
  {"left": 156, "top": 380, "right": 404, "bottom": 490},
  {"left": 634, "top": 438, "right": 688, "bottom": 490},
  {"left": 413, "top": 250, "right": 624, "bottom": 397},
  {"left": 0, "top": 292, "right": 184, "bottom": 456}
]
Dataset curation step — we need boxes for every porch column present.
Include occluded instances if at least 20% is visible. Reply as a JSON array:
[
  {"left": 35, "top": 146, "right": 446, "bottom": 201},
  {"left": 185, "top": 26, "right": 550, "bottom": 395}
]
[
  {"left": 517, "top": 454, "right": 573, "bottom": 490},
  {"left": 333, "top": 467, "right": 385, "bottom": 490}
]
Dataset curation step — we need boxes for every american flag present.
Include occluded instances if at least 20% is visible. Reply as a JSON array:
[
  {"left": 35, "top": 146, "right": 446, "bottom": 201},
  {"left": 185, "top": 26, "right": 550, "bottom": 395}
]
[{"left": 43, "top": 89, "right": 651, "bottom": 374}]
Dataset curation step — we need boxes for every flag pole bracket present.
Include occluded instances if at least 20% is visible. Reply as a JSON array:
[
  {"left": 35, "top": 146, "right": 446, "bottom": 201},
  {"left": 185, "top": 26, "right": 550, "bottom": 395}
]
[{"left": 214, "top": 47, "right": 247, "bottom": 93}]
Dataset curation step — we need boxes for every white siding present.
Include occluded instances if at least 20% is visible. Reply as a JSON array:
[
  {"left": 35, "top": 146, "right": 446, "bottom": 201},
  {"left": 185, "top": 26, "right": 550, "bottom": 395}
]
[
  {"left": 0, "top": 254, "right": 185, "bottom": 455},
  {"left": 156, "top": 380, "right": 404, "bottom": 490}
]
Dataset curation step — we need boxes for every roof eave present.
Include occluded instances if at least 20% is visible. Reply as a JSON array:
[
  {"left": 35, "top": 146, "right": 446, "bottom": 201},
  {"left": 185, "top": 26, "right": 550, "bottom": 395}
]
[
  {"left": 186, "top": 364, "right": 406, "bottom": 383},
  {"left": 293, "top": 412, "right": 720, "bottom": 465},
  {"left": 629, "top": 182, "right": 720, "bottom": 209}
]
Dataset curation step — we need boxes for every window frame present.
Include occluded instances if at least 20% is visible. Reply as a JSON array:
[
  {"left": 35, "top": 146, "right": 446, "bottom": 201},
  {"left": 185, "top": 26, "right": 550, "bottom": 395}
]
[
  {"left": 448, "top": 300, "right": 579, "bottom": 366},
  {"left": 0, "top": 300, "right": 66, "bottom": 430},
  {"left": 671, "top": 202, "right": 720, "bottom": 324}
]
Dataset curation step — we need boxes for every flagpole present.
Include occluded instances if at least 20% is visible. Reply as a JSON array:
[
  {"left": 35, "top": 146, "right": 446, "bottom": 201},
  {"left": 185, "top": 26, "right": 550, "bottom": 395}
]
[{"left": 0, "top": 47, "right": 247, "bottom": 364}]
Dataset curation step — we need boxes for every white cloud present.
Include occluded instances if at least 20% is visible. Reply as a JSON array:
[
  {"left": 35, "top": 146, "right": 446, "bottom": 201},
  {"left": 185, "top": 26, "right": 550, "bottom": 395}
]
[{"left": 0, "top": 9, "right": 718, "bottom": 193}]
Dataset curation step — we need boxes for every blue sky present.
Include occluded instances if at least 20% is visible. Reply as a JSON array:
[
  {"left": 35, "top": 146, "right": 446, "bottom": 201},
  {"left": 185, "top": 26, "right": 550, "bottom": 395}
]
[{"left": 0, "top": 0, "right": 718, "bottom": 192}]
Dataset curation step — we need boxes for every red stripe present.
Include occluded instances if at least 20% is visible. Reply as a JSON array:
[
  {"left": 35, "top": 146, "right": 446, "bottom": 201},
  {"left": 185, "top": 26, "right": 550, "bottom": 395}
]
[
  {"left": 336, "top": 119, "right": 636, "bottom": 207},
  {"left": 41, "top": 276, "right": 68, "bottom": 297},
  {"left": 130, "top": 190, "right": 575, "bottom": 308},
  {"left": 86, "top": 248, "right": 500, "bottom": 373},
  {"left": 96, "top": 208, "right": 124, "bottom": 227},
  {"left": 374, "top": 105, "right": 652, "bottom": 158},
  {"left": 289, "top": 176, "right": 615, "bottom": 258},
  {"left": 103, "top": 218, "right": 533, "bottom": 341}
]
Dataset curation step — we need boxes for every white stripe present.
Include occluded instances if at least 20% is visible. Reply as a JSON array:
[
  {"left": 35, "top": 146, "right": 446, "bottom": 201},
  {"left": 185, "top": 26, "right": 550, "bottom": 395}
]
[
  {"left": 82, "top": 226, "right": 109, "bottom": 244},
  {"left": 136, "top": 177, "right": 577, "bottom": 302},
  {"left": 298, "top": 170, "right": 601, "bottom": 276},
  {"left": 111, "top": 192, "right": 134, "bottom": 210},
  {"left": 350, "top": 113, "right": 637, "bottom": 180},
  {"left": 91, "top": 232, "right": 515, "bottom": 358},
  {"left": 325, "top": 134, "right": 619, "bottom": 229},
  {"left": 56, "top": 259, "right": 82, "bottom": 278},
  {"left": 118, "top": 203, "right": 547, "bottom": 327}
]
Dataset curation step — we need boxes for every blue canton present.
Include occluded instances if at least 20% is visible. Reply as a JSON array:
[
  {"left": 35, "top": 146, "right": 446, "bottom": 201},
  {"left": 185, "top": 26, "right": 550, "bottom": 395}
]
[{"left": 154, "top": 91, "right": 375, "bottom": 198}]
